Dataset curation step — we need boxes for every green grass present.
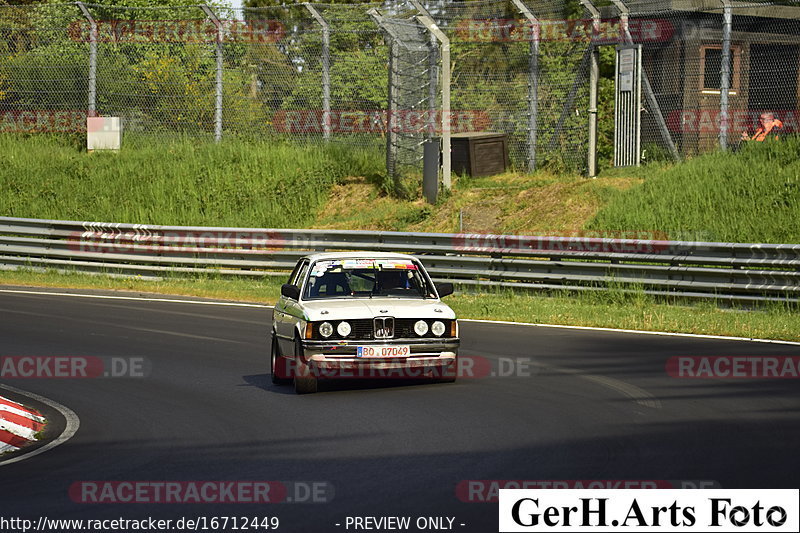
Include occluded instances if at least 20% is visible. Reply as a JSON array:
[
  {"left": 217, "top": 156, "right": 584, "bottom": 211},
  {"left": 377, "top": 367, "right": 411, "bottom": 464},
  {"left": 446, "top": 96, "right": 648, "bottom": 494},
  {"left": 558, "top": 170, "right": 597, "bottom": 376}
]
[
  {"left": 589, "top": 138, "right": 800, "bottom": 243},
  {"left": 0, "top": 134, "right": 383, "bottom": 228},
  {"left": 3, "top": 135, "right": 800, "bottom": 243},
  {"left": 1, "top": 269, "right": 799, "bottom": 342}
]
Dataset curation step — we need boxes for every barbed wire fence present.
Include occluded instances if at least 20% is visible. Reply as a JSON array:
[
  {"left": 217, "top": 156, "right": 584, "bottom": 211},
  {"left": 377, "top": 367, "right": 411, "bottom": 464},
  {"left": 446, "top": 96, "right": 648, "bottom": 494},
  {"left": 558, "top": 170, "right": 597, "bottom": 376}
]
[{"left": 1, "top": 1, "right": 799, "bottom": 180}]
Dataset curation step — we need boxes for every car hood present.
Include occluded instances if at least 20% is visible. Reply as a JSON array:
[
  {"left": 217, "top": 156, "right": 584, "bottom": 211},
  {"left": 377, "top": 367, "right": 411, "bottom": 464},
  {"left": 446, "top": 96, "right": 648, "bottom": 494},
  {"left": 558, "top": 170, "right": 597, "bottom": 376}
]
[{"left": 301, "top": 298, "right": 456, "bottom": 322}]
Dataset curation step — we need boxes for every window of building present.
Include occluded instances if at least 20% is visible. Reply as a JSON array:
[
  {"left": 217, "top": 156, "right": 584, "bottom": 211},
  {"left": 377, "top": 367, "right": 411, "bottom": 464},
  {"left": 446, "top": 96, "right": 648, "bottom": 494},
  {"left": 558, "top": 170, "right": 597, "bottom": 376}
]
[{"left": 700, "top": 45, "right": 740, "bottom": 94}]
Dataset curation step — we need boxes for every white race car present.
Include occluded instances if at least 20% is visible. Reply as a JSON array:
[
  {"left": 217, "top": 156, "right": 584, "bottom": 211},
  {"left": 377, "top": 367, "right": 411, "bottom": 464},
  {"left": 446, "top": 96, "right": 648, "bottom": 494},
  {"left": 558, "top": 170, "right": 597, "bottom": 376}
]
[{"left": 270, "top": 252, "right": 459, "bottom": 394}]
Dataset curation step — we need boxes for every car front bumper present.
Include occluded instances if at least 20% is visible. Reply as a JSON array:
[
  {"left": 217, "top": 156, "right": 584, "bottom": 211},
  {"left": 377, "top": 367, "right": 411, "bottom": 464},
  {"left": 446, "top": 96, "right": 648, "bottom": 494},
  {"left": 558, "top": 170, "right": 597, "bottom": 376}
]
[{"left": 300, "top": 338, "right": 459, "bottom": 378}]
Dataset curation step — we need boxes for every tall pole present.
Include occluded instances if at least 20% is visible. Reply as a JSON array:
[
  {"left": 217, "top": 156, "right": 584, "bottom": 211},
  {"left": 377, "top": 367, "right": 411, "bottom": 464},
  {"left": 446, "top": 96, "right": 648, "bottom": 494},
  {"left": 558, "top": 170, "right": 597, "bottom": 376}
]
[
  {"left": 410, "top": 0, "right": 451, "bottom": 190},
  {"left": 304, "top": 3, "right": 331, "bottom": 141},
  {"left": 719, "top": 0, "right": 732, "bottom": 150},
  {"left": 511, "top": 0, "right": 539, "bottom": 172},
  {"left": 367, "top": 9, "right": 397, "bottom": 179},
  {"left": 76, "top": 2, "right": 97, "bottom": 116},
  {"left": 580, "top": 0, "right": 600, "bottom": 177},
  {"left": 202, "top": 5, "right": 223, "bottom": 142}
]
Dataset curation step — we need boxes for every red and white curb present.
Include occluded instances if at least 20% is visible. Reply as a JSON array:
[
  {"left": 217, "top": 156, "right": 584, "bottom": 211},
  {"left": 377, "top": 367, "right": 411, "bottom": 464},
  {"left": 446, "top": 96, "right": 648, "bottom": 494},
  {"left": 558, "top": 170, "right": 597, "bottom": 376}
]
[{"left": 0, "top": 395, "right": 46, "bottom": 454}]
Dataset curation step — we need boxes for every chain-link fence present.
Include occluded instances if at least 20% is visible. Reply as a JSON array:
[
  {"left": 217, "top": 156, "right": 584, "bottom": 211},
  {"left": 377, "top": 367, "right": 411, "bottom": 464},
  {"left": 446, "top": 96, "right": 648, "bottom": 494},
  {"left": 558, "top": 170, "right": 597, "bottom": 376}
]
[{"left": 1, "top": 1, "right": 799, "bottom": 177}]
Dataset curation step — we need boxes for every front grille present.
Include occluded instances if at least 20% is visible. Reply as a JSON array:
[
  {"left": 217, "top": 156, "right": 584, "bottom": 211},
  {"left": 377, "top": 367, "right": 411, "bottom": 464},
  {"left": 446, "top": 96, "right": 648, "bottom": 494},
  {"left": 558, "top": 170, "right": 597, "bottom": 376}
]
[
  {"left": 312, "top": 318, "right": 453, "bottom": 340},
  {"left": 350, "top": 319, "right": 373, "bottom": 339},
  {"left": 373, "top": 316, "right": 394, "bottom": 339}
]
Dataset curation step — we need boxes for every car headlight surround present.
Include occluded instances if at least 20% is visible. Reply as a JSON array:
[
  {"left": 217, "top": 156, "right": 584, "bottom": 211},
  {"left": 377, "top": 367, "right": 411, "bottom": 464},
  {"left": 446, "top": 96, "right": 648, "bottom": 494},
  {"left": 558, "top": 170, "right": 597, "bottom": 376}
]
[
  {"left": 414, "top": 320, "right": 429, "bottom": 336},
  {"left": 319, "top": 321, "right": 334, "bottom": 338},
  {"left": 431, "top": 320, "right": 446, "bottom": 337},
  {"left": 337, "top": 321, "right": 352, "bottom": 337}
]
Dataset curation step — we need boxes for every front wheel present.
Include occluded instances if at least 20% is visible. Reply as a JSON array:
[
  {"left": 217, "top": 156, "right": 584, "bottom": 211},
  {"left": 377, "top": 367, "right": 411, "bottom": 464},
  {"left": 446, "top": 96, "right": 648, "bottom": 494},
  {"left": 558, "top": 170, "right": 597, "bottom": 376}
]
[
  {"left": 271, "top": 333, "right": 291, "bottom": 384},
  {"left": 293, "top": 337, "right": 318, "bottom": 394}
]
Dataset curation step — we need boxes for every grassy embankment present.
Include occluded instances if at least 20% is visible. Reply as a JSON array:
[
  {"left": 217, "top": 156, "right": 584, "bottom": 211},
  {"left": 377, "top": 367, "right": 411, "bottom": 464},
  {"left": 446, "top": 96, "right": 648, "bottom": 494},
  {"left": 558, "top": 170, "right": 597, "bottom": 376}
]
[
  {"left": 0, "top": 134, "right": 383, "bottom": 228},
  {"left": 1, "top": 135, "right": 799, "bottom": 341}
]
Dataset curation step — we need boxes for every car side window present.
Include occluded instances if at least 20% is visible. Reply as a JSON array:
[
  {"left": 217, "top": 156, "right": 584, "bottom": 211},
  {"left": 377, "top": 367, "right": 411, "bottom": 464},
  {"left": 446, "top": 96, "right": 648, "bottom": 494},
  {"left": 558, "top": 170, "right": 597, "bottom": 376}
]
[
  {"left": 288, "top": 260, "right": 309, "bottom": 287},
  {"left": 293, "top": 261, "right": 310, "bottom": 294}
]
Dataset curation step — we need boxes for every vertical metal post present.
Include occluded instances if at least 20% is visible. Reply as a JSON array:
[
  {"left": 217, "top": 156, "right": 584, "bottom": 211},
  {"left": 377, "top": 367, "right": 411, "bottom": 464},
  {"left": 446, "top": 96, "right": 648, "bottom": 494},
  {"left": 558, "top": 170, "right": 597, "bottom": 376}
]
[
  {"left": 202, "top": 5, "right": 223, "bottom": 142},
  {"left": 387, "top": 40, "right": 398, "bottom": 179},
  {"left": 580, "top": 0, "right": 600, "bottom": 177},
  {"left": 423, "top": 140, "right": 438, "bottom": 204},
  {"left": 367, "top": 9, "right": 397, "bottom": 179},
  {"left": 439, "top": 32, "right": 451, "bottom": 189},
  {"left": 427, "top": 33, "right": 438, "bottom": 139},
  {"left": 511, "top": 0, "right": 539, "bottom": 172},
  {"left": 410, "top": 3, "right": 451, "bottom": 190},
  {"left": 76, "top": 2, "right": 96, "bottom": 115},
  {"left": 719, "top": 0, "right": 732, "bottom": 150},
  {"left": 304, "top": 3, "right": 331, "bottom": 141}
]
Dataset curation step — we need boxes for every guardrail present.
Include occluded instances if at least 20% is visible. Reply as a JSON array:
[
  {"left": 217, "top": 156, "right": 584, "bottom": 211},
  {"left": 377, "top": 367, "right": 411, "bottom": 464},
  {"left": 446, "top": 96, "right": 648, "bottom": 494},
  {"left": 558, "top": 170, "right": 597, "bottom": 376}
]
[{"left": 1, "top": 216, "right": 799, "bottom": 303}]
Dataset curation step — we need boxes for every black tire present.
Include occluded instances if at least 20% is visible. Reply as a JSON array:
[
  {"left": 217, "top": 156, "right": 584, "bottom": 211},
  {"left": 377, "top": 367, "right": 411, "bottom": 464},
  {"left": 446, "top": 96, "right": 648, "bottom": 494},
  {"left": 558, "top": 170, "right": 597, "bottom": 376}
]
[
  {"left": 293, "top": 337, "right": 318, "bottom": 394},
  {"left": 271, "top": 333, "right": 291, "bottom": 384}
]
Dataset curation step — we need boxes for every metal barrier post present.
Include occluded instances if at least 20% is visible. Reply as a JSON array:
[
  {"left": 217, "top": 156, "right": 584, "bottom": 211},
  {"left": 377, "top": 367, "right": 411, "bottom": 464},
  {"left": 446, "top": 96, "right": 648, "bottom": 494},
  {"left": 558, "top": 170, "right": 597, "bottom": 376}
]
[
  {"left": 409, "top": 0, "right": 451, "bottom": 190},
  {"left": 719, "top": 0, "right": 733, "bottom": 150},
  {"left": 75, "top": 2, "right": 97, "bottom": 115},
  {"left": 201, "top": 5, "right": 223, "bottom": 142},
  {"left": 580, "top": 0, "right": 600, "bottom": 177},
  {"left": 511, "top": 0, "right": 539, "bottom": 172},
  {"left": 304, "top": 3, "right": 331, "bottom": 141}
]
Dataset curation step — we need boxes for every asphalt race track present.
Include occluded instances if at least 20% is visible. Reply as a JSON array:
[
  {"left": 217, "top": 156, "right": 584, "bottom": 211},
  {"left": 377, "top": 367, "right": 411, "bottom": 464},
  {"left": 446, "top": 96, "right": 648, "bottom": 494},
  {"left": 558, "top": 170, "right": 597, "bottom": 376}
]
[{"left": 1, "top": 287, "right": 799, "bottom": 532}]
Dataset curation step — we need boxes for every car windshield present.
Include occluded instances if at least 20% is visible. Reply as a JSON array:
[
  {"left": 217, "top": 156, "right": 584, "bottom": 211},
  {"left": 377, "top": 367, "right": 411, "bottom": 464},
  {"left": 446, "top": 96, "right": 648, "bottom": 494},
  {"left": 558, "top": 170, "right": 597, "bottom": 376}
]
[{"left": 303, "top": 258, "right": 435, "bottom": 300}]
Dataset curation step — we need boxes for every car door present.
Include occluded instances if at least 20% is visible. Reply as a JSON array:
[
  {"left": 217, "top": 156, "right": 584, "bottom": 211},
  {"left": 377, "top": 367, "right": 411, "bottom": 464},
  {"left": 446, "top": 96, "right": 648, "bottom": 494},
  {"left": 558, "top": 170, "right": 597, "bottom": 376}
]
[{"left": 274, "top": 259, "right": 309, "bottom": 355}]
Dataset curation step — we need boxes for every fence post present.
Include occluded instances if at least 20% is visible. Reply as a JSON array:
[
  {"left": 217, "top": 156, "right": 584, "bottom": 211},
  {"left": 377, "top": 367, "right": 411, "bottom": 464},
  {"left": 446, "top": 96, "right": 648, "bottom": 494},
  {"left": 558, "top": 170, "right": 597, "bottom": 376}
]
[
  {"left": 367, "top": 9, "right": 397, "bottom": 179},
  {"left": 409, "top": 0, "right": 451, "bottom": 190},
  {"left": 427, "top": 30, "right": 439, "bottom": 139},
  {"left": 304, "top": 3, "right": 331, "bottom": 141},
  {"left": 579, "top": 0, "right": 600, "bottom": 177},
  {"left": 719, "top": 0, "right": 732, "bottom": 150},
  {"left": 201, "top": 5, "right": 223, "bottom": 142},
  {"left": 511, "top": 0, "right": 539, "bottom": 172},
  {"left": 75, "top": 2, "right": 96, "bottom": 115}
]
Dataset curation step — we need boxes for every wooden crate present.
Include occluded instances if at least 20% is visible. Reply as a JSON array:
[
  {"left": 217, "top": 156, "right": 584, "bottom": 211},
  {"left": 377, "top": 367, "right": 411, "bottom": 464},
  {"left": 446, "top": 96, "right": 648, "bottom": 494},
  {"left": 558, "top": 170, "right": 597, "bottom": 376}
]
[{"left": 451, "top": 132, "right": 509, "bottom": 177}]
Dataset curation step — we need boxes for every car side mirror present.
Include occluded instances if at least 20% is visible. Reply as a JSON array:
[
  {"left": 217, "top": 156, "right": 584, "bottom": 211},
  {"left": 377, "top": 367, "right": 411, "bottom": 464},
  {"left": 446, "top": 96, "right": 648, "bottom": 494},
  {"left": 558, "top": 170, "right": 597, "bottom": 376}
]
[
  {"left": 436, "top": 282, "right": 454, "bottom": 298},
  {"left": 281, "top": 283, "right": 300, "bottom": 300}
]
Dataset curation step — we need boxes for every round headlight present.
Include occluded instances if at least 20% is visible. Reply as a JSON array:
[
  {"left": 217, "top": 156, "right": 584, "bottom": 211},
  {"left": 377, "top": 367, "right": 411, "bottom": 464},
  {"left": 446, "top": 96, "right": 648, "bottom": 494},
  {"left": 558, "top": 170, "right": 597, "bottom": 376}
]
[
  {"left": 431, "top": 321, "right": 446, "bottom": 337},
  {"left": 319, "top": 322, "right": 334, "bottom": 338},
  {"left": 414, "top": 320, "right": 429, "bottom": 336},
  {"left": 337, "top": 321, "right": 351, "bottom": 337}
]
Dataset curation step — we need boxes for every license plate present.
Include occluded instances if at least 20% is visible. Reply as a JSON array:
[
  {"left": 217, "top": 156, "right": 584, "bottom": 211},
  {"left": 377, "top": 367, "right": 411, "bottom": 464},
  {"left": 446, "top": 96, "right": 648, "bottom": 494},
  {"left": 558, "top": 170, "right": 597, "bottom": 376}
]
[{"left": 357, "top": 345, "right": 410, "bottom": 358}]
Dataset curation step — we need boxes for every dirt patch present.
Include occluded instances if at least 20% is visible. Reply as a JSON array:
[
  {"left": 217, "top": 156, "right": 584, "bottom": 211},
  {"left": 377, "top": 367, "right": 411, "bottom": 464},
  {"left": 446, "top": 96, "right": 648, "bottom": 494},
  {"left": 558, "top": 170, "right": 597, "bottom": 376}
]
[
  {"left": 314, "top": 174, "right": 643, "bottom": 234},
  {"left": 497, "top": 177, "right": 641, "bottom": 234}
]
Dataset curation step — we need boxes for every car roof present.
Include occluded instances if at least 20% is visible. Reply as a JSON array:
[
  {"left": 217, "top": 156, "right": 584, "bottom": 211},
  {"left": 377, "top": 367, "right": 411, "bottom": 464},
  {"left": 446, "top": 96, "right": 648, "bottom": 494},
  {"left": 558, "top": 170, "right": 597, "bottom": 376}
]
[{"left": 301, "top": 251, "right": 418, "bottom": 262}]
